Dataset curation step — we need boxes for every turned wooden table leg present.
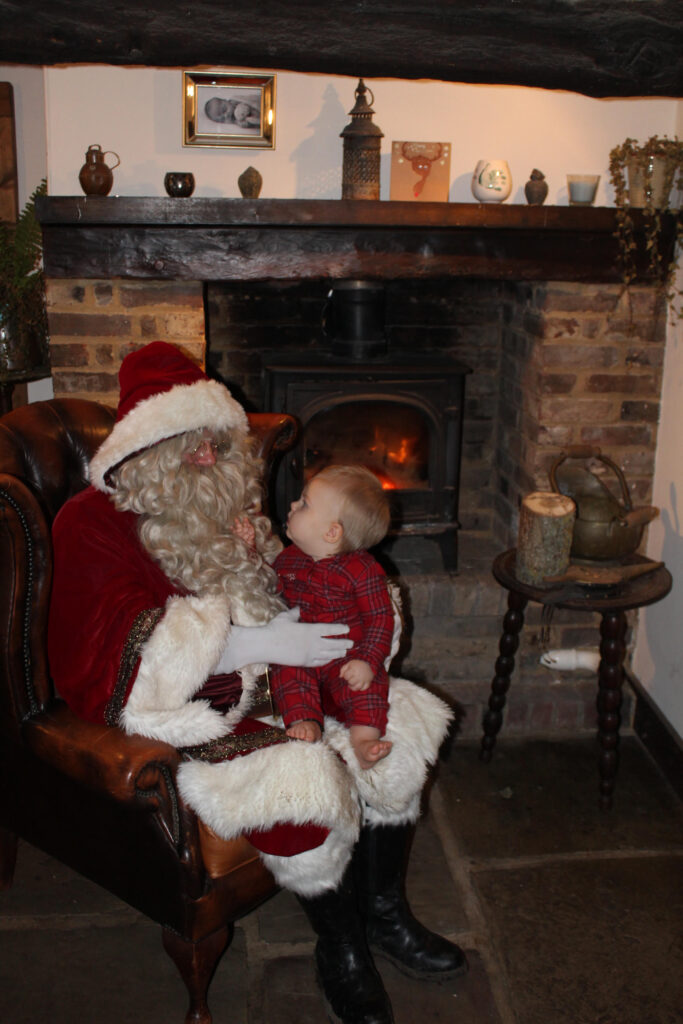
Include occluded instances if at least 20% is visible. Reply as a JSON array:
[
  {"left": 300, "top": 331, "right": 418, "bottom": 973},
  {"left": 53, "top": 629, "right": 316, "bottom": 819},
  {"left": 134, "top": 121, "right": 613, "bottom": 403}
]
[
  {"left": 596, "top": 609, "right": 627, "bottom": 811},
  {"left": 480, "top": 590, "right": 528, "bottom": 762},
  {"left": 162, "top": 924, "right": 232, "bottom": 1024}
]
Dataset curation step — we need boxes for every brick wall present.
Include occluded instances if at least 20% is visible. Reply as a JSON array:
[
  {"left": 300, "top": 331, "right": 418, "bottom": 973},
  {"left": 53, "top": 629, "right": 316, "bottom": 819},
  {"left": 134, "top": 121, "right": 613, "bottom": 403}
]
[
  {"left": 47, "top": 279, "right": 206, "bottom": 406},
  {"left": 495, "top": 282, "right": 665, "bottom": 545}
]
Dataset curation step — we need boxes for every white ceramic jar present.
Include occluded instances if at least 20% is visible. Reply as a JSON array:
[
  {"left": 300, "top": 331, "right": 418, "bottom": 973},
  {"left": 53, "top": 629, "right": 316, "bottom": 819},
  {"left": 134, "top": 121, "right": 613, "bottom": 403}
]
[{"left": 471, "top": 160, "right": 512, "bottom": 203}]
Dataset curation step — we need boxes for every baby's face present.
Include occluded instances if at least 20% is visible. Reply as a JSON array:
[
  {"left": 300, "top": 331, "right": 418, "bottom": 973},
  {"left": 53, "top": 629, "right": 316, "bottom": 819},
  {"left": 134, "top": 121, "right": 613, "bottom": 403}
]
[{"left": 286, "top": 476, "right": 341, "bottom": 559}]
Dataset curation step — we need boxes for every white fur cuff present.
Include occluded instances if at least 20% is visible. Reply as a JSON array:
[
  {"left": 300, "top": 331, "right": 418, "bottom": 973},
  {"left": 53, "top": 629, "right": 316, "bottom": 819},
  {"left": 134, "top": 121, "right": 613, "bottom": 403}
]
[
  {"left": 324, "top": 676, "right": 453, "bottom": 827},
  {"left": 122, "top": 593, "right": 233, "bottom": 745}
]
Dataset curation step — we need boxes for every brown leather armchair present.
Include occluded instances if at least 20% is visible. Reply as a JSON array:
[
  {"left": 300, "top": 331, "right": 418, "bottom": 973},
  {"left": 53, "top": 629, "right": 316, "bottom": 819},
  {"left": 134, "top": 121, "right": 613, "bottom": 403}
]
[{"left": 0, "top": 398, "right": 298, "bottom": 1024}]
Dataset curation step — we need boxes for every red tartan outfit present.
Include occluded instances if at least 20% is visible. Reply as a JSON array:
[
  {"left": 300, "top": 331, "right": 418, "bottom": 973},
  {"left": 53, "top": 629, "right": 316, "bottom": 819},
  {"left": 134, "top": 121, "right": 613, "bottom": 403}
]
[{"left": 271, "top": 544, "right": 393, "bottom": 733}]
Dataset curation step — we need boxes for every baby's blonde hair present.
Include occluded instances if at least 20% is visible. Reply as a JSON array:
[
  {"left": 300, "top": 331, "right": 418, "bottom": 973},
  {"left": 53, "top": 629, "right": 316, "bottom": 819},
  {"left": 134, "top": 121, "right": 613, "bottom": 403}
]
[{"left": 314, "top": 464, "right": 390, "bottom": 552}]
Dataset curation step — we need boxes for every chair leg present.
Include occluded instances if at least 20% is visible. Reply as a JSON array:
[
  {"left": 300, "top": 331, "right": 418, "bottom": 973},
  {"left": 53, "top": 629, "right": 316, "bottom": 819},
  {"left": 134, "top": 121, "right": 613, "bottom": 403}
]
[
  {"left": 162, "top": 924, "right": 232, "bottom": 1024},
  {"left": 0, "top": 826, "right": 18, "bottom": 891}
]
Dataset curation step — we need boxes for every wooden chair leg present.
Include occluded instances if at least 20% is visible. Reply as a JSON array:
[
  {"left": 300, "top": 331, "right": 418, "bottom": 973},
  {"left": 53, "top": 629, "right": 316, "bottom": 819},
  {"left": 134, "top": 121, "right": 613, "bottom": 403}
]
[
  {"left": 0, "top": 826, "right": 18, "bottom": 891},
  {"left": 162, "top": 924, "right": 232, "bottom": 1024}
]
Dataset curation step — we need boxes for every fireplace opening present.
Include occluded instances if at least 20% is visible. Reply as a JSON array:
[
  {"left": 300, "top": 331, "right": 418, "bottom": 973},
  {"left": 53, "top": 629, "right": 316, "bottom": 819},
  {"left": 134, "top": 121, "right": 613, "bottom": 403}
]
[
  {"left": 304, "top": 400, "right": 430, "bottom": 491},
  {"left": 262, "top": 348, "right": 470, "bottom": 574}
]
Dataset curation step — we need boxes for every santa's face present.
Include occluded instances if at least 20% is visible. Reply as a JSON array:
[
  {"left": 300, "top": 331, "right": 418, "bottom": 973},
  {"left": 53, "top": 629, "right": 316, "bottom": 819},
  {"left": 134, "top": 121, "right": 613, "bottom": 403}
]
[{"left": 182, "top": 431, "right": 225, "bottom": 467}]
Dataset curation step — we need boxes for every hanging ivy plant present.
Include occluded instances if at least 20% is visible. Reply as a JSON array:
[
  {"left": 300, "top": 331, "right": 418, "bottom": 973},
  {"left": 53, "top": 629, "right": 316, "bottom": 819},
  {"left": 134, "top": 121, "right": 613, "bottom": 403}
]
[{"left": 608, "top": 137, "right": 683, "bottom": 318}]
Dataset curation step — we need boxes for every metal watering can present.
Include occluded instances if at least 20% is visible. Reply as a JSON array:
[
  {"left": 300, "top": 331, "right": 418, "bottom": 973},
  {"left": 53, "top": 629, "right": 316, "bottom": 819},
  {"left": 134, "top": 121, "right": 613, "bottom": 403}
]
[{"left": 549, "top": 445, "right": 658, "bottom": 561}]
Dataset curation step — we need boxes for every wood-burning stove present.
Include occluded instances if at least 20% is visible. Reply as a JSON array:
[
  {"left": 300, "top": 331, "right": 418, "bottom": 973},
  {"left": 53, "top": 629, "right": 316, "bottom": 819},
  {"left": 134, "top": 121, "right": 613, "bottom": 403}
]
[{"left": 263, "top": 349, "right": 470, "bottom": 572}]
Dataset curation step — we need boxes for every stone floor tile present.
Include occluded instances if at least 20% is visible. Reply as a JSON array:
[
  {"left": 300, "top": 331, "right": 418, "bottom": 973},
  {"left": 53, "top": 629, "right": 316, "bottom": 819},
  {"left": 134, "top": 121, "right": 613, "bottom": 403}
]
[
  {"left": 0, "top": 919, "right": 249, "bottom": 1024},
  {"left": 256, "top": 887, "right": 312, "bottom": 946},
  {"left": 259, "top": 950, "right": 500, "bottom": 1024},
  {"left": 473, "top": 855, "right": 683, "bottom": 1024},
  {"left": 257, "top": 955, "right": 327, "bottom": 1023},
  {"left": 439, "top": 737, "right": 683, "bottom": 859},
  {"left": 378, "top": 951, "right": 502, "bottom": 1023},
  {"left": 0, "top": 840, "right": 137, "bottom": 922},
  {"left": 403, "top": 813, "right": 470, "bottom": 936}
]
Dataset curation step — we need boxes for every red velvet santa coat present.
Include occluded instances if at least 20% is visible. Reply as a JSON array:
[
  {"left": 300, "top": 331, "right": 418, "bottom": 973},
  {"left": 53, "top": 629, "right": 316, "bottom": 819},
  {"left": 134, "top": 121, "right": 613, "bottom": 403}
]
[{"left": 49, "top": 487, "right": 180, "bottom": 725}]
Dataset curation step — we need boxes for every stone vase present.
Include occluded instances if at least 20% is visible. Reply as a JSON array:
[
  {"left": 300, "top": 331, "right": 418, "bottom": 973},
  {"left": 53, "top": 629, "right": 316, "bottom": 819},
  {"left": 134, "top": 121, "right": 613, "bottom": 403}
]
[
  {"left": 524, "top": 169, "right": 548, "bottom": 205},
  {"left": 238, "top": 166, "right": 263, "bottom": 198}
]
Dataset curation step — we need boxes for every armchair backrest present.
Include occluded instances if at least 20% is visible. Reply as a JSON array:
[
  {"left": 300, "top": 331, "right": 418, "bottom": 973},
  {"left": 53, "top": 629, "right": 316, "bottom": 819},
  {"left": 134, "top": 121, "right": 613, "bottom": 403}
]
[
  {"left": 0, "top": 397, "right": 297, "bottom": 737},
  {"left": 0, "top": 399, "right": 116, "bottom": 731}
]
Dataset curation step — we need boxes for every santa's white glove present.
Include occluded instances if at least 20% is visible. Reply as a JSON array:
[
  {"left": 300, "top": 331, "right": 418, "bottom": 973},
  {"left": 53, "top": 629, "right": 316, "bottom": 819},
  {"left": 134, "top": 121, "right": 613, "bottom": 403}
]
[{"left": 214, "top": 607, "right": 353, "bottom": 674}]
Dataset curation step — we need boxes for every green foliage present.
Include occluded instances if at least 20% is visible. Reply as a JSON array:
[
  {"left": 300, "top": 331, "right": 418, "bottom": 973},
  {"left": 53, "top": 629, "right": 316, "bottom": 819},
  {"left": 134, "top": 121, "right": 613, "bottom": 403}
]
[
  {"left": 0, "top": 178, "right": 48, "bottom": 324},
  {"left": 0, "top": 179, "right": 49, "bottom": 375}
]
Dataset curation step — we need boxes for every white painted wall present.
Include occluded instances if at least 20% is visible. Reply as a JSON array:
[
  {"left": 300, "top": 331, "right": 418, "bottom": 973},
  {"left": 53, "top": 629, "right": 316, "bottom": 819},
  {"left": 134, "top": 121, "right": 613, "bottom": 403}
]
[
  {"left": 5, "top": 62, "right": 683, "bottom": 735},
  {"left": 43, "top": 66, "right": 678, "bottom": 205},
  {"left": 632, "top": 102, "right": 683, "bottom": 742}
]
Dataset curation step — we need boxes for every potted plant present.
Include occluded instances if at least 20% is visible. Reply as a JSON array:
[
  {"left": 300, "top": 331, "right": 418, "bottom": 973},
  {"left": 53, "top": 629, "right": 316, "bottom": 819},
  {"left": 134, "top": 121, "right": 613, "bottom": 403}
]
[
  {"left": 0, "top": 179, "right": 50, "bottom": 388},
  {"left": 608, "top": 137, "right": 683, "bottom": 310}
]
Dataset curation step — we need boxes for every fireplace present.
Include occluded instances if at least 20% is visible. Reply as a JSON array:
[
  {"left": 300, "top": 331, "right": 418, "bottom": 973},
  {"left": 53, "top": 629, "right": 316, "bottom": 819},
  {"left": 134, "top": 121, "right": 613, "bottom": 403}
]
[
  {"left": 263, "top": 346, "right": 470, "bottom": 572},
  {"left": 259, "top": 278, "right": 470, "bottom": 571}
]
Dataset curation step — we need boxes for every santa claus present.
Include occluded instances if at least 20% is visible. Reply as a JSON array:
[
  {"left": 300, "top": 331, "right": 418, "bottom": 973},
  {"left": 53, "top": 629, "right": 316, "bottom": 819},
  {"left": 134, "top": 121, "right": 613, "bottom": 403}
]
[{"left": 48, "top": 341, "right": 467, "bottom": 1024}]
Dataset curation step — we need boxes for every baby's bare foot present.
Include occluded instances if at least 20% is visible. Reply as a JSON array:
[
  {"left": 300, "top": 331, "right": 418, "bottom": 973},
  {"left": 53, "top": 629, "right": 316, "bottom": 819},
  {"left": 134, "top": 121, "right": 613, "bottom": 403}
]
[
  {"left": 354, "top": 738, "right": 392, "bottom": 770},
  {"left": 286, "top": 720, "right": 322, "bottom": 743}
]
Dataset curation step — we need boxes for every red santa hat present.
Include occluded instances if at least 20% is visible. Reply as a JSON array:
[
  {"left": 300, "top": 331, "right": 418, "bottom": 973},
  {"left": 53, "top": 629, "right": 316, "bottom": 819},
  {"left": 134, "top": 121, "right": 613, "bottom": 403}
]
[{"left": 89, "top": 341, "right": 248, "bottom": 492}]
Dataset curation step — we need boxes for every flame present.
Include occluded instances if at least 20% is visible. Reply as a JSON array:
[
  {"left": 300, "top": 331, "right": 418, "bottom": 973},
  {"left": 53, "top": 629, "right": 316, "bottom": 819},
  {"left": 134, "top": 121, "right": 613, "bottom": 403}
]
[{"left": 387, "top": 438, "right": 411, "bottom": 465}]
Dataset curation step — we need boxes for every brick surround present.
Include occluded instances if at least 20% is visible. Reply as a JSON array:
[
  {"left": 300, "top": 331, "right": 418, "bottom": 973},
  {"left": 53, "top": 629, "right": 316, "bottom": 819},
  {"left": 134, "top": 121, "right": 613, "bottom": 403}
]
[
  {"left": 46, "top": 279, "right": 206, "bottom": 406},
  {"left": 43, "top": 273, "right": 665, "bottom": 738}
]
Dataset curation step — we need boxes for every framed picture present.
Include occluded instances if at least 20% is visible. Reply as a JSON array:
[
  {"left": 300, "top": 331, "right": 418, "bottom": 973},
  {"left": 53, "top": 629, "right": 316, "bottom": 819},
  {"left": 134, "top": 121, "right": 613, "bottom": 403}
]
[
  {"left": 390, "top": 141, "right": 451, "bottom": 202},
  {"left": 183, "top": 71, "right": 276, "bottom": 149}
]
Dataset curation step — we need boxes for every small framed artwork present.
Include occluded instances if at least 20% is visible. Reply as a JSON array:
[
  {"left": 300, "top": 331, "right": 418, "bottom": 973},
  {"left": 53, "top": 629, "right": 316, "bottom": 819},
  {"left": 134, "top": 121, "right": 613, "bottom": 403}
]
[
  {"left": 390, "top": 141, "right": 451, "bottom": 202},
  {"left": 183, "top": 70, "right": 276, "bottom": 149}
]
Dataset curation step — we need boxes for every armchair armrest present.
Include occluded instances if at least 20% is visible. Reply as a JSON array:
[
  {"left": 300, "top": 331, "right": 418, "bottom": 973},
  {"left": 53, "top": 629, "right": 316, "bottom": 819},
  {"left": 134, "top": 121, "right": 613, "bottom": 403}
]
[{"left": 24, "top": 700, "right": 181, "bottom": 803}]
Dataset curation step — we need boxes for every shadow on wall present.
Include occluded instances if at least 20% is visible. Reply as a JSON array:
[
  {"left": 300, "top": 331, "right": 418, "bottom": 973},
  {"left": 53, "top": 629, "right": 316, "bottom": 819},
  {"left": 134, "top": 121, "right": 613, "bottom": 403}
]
[{"left": 290, "top": 84, "right": 346, "bottom": 199}]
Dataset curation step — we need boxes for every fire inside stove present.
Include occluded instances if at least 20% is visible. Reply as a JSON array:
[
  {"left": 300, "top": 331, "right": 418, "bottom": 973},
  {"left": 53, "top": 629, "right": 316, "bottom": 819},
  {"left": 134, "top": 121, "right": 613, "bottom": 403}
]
[{"left": 302, "top": 401, "right": 430, "bottom": 491}]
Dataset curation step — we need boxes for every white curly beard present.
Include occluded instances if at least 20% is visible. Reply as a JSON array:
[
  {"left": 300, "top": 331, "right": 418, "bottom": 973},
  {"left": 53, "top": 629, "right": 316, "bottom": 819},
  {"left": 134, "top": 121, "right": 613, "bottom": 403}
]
[{"left": 111, "top": 429, "right": 286, "bottom": 625}]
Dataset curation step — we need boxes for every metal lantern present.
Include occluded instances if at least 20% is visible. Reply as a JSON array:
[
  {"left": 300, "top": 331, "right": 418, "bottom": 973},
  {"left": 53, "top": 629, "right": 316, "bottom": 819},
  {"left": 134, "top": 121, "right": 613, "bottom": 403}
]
[{"left": 340, "top": 79, "right": 384, "bottom": 200}]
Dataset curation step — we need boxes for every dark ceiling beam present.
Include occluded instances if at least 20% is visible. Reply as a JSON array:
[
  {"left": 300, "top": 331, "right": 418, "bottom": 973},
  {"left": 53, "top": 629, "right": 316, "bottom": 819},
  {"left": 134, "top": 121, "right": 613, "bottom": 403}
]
[{"left": 1, "top": 0, "right": 682, "bottom": 98}]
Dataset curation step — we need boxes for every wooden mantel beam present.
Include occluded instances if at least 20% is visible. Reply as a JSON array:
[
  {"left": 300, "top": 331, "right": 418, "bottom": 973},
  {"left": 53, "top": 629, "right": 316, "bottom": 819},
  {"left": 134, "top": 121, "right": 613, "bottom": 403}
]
[
  {"left": 36, "top": 196, "right": 672, "bottom": 285},
  {"left": 2, "top": 0, "right": 682, "bottom": 99}
]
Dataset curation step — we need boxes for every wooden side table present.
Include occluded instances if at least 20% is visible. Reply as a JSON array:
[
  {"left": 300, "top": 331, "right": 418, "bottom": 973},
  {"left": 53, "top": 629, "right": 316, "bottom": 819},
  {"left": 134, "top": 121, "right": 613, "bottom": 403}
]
[{"left": 480, "top": 548, "right": 672, "bottom": 809}]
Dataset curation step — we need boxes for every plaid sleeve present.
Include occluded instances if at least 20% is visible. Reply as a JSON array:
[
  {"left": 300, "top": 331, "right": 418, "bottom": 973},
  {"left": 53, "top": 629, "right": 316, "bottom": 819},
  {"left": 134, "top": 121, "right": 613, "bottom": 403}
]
[{"left": 345, "top": 557, "right": 394, "bottom": 675}]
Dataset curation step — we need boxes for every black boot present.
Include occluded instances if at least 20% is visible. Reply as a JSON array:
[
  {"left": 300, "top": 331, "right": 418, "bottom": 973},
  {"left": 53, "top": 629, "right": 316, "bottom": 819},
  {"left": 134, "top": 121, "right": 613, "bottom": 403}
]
[
  {"left": 354, "top": 822, "right": 469, "bottom": 980},
  {"left": 297, "top": 867, "right": 394, "bottom": 1024}
]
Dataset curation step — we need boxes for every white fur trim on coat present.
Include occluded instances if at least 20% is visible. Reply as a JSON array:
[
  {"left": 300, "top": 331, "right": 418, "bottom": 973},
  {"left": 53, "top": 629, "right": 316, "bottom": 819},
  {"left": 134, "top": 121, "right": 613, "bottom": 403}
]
[
  {"left": 178, "top": 738, "right": 361, "bottom": 896},
  {"left": 260, "top": 827, "right": 357, "bottom": 898},
  {"left": 121, "top": 592, "right": 262, "bottom": 746},
  {"left": 90, "top": 378, "right": 248, "bottom": 493},
  {"left": 385, "top": 581, "right": 404, "bottom": 667},
  {"left": 324, "top": 676, "right": 453, "bottom": 827}
]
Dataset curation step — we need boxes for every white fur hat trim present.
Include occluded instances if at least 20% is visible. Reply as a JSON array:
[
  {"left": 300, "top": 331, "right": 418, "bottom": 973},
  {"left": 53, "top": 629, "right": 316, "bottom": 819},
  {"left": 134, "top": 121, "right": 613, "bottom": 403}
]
[{"left": 90, "top": 378, "right": 248, "bottom": 493}]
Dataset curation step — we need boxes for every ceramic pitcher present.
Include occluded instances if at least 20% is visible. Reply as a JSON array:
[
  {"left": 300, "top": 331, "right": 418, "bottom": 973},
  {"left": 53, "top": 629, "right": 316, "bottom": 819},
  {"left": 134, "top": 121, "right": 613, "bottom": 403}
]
[
  {"left": 78, "top": 144, "right": 120, "bottom": 196},
  {"left": 471, "top": 159, "right": 512, "bottom": 203}
]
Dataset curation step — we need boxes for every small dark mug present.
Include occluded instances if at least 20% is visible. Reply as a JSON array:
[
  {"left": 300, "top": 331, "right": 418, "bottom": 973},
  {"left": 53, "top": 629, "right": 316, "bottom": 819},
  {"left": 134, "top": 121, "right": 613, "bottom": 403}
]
[{"left": 164, "top": 172, "right": 195, "bottom": 198}]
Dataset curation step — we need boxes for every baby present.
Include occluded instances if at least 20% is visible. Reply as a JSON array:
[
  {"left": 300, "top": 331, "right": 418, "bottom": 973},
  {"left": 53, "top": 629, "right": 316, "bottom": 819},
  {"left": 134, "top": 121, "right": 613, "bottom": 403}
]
[{"left": 271, "top": 465, "right": 395, "bottom": 769}]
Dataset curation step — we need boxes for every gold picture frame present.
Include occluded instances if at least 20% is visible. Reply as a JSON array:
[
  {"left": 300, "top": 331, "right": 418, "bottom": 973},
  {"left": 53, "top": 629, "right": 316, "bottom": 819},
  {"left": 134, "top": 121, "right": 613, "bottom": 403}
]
[{"left": 183, "top": 71, "right": 276, "bottom": 149}]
